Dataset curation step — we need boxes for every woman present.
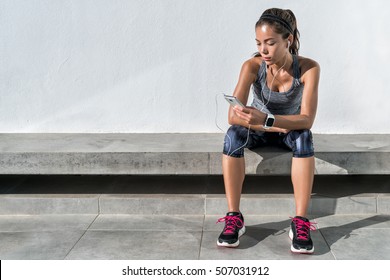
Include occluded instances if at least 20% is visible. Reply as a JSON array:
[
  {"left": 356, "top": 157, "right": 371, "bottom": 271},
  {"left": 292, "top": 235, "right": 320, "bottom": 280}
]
[{"left": 217, "top": 8, "right": 320, "bottom": 254}]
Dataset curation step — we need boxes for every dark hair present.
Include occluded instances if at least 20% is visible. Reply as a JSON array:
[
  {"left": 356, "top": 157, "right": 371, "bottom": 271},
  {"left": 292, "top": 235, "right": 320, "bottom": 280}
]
[{"left": 253, "top": 8, "right": 300, "bottom": 56}]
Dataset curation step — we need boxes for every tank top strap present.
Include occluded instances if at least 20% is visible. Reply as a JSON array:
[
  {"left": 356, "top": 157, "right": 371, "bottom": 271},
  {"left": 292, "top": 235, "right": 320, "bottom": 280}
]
[
  {"left": 292, "top": 55, "right": 301, "bottom": 81},
  {"left": 257, "top": 60, "right": 267, "bottom": 83},
  {"left": 256, "top": 55, "right": 301, "bottom": 86}
]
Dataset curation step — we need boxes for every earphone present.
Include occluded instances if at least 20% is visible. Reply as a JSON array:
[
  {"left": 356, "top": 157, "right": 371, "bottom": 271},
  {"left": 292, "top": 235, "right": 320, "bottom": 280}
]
[
  {"left": 260, "top": 53, "right": 288, "bottom": 111},
  {"left": 215, "top": 50, "right": 289, "bottom": 156},
  {"left": 215, "top": 55, "right": 286, "bottom": 156},
  {"left": 288, "top": 41, "right": 291, "bottom": 48}
]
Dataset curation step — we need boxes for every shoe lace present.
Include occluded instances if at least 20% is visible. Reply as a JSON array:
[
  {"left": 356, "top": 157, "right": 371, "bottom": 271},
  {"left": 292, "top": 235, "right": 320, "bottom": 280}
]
[
  {"left": 216, "top": 215, "right": 243, "bottom": 234},
  {"left": 291, "top": 217, "right": 316, "bottom": 241}
]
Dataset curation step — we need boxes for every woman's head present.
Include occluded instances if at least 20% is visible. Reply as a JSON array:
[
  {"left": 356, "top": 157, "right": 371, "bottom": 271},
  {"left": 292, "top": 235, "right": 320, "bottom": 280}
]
[{"left": 254, "top": 8, "right": 300, "bottom": 59}]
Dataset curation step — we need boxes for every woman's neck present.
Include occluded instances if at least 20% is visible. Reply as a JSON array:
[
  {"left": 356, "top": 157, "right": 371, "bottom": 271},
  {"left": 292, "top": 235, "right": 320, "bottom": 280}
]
[{"left": 270, "top": 52, "right": 293, "bottom": 72}]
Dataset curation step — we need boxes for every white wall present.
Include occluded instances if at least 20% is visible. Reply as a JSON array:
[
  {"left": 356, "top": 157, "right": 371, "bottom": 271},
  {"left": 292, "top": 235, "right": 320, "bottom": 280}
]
[{"left": 1, "top": 0, "right": 389, "bottom": 133}]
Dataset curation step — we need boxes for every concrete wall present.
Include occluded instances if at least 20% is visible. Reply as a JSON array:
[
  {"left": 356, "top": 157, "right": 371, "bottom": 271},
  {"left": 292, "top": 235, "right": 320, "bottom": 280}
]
[{"left": 1, "top": 0, "right": 389, "bottom": 133}]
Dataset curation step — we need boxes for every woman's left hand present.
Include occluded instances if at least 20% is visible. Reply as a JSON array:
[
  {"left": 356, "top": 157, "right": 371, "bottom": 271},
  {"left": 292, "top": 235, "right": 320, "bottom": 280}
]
[{"left": 233, "top": 106, "right": 266, "bottom": 126}]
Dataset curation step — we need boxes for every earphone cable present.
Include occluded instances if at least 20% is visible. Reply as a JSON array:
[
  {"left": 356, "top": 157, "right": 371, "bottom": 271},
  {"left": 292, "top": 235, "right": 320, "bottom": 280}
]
[{"left": 215, "top": 54, "right": 288, "bottom": 156}]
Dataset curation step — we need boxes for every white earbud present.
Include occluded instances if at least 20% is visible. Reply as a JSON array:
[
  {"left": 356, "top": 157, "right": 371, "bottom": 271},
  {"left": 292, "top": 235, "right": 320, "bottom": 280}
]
[{"left": 288, "top": 41, "right": 291, "bottom": 48}]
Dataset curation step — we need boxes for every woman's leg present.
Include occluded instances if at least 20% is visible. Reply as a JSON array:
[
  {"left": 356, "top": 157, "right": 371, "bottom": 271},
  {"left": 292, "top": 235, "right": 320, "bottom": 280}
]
[
  {"left": 218, "top": 125, "right": 251, "bottom": 247},
  {"left": 291, "top": 156, "right": 315, "bottom": 217},
  {"left": 283, "top": 129, "right": 315, "bottom": 216},
  {"left": 283, "top": 129, "right": 316, "bottom": 253},
  {"left": 218, "top": 125, "right": 268, "bottom": 247},
  {"left": 290, "top": 157, "right": 316, "bottom": 254},
  {"left": 221, "top": 125, "right": 259, "bottom": 212},
  {"left": 222, "top": 155, "right": 245, "bottom": 212}
]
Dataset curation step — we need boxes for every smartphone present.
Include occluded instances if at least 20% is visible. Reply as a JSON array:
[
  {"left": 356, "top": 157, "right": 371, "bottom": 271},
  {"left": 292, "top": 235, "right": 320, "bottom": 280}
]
[{"left": 224, "top": 94, "right": 245, "bottom": 107}]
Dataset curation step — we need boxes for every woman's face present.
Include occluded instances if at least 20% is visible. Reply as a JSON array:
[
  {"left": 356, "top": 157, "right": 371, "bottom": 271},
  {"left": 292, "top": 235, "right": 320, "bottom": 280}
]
[{"left": 255, "top": 24, "right": 288, "bottom": 65}]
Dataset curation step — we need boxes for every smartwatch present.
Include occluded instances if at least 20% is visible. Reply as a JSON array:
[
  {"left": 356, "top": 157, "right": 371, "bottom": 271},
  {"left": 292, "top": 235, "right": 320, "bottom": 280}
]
[{"left": 263, "top": 113, "right": 275, "bottom": 129}]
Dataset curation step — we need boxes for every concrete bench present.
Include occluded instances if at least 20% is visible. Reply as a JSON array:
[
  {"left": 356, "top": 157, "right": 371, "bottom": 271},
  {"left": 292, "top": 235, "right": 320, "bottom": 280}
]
[{"left": 0, "top": 133, "right": 389, "bottom": 175}]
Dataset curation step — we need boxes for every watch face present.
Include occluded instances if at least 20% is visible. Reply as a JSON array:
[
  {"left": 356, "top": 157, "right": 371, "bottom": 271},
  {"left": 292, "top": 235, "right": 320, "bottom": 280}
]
[{"left": 266, "top": 117, "right": 274, "bottom": 127}]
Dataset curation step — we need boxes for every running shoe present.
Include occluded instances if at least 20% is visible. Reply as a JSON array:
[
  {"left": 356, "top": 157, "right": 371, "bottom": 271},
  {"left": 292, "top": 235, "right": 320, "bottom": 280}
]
[
  {"left": 216, "top": 212, "right": 245, "bottom": 247},
  {"left": 289, "top": 216, "right": 316, "bottom": 254}
]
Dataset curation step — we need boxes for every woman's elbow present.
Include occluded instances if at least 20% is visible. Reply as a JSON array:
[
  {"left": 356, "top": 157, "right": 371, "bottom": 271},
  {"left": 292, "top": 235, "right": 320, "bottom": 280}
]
[
  {"left": 297, "top": 114, "right": 314, "bottom": 130},
  {"left": 227, "top": 111, "right": 237, "bottom": 125},
  {"left": 228, "top": 117, "right": 235, "bottom": 126},
  {"left": 303, "top": 116, "right": 315, "bottom": 130}
]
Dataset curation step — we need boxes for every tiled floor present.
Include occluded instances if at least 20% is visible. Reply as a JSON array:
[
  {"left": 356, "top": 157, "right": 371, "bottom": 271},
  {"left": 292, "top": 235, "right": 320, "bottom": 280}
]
[
  {"left": 1, "top": 175, "right": 389, "bottom": 260},
  {"left": 0, "top": 214, "right": 389, "bottom": 260}
]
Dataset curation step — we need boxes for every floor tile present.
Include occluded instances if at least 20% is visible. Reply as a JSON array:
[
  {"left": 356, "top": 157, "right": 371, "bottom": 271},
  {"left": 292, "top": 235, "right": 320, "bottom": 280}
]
[
  {"left": 89, "top": 214, "right": 204, "bottom": 231},
  {"left": 0, "top": 231, "right": 85, "bottom": 260},
  {"left": 315, "top": 214, "right": 390, "bottom": 229},
  {"left": 320, "top": 228, "right": 390, "bottom": 259},
  {"left": 310, "top": 195, "right": 378, "bottom": 215},
  {"left": 66, "top": 230, "right": 202, "bottom": 260},
  {"left": 0, "top": 194, "right": 99, "bottom": 215},
  {"left": 0, "top": 214, "right": 97, "bottom": 232}
]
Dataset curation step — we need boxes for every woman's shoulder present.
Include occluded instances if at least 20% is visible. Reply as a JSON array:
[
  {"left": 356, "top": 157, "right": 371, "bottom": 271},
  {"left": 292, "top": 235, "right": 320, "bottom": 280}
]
[
  {"left": 296, "top": 55, "right": 320, "bottom": 81},
  {"left": 296, "top": 55, "right": 320, "bottom": 72},
  {"left": 241, "top": 56, "right": 263, "bottom": 75}
]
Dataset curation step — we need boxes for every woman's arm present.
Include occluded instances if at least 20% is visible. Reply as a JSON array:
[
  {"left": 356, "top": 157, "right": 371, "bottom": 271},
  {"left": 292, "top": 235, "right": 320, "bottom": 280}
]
[
  {"left": 228, "top": 58, "right": 289, "bottom": 133},
  {"left": 274, "top": 60, "right": 320, "bottom": 130},
  {"left": 233, "top": 59, "right": 320, "bottom": 130},
  {"left": 227, "top": 58, "right": 258, "bottom": 128}
]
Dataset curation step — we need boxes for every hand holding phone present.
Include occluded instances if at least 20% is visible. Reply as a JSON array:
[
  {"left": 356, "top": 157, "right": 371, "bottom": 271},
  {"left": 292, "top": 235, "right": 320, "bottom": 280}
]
[{"left": 224, "top": 95, "right": 245, "bottom": 108}]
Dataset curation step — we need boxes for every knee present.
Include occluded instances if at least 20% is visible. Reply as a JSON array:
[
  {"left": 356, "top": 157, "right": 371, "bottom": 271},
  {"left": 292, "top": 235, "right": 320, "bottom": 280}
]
[
  {"left": 288, "top": 129, "right": 314, "bottom": 158},
  {"left": 223, "top": 125, "right": 248, "bottom": 158}
]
